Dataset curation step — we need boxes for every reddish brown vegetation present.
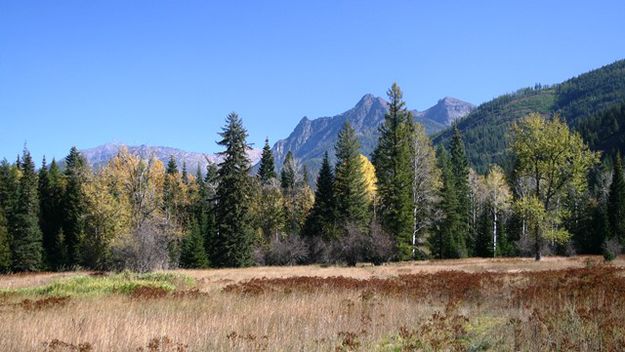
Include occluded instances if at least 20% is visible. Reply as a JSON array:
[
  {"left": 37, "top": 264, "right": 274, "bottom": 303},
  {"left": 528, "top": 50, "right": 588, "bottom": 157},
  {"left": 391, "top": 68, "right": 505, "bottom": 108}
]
[
  {"left": 20, "top": 296, "right": 70, "bottom": 311},
  {"left": 135, "top": 336, "right": 187, "bottom": 352},
  {"left": 42, "top": 339, "right": 93, "bottom": 352}
]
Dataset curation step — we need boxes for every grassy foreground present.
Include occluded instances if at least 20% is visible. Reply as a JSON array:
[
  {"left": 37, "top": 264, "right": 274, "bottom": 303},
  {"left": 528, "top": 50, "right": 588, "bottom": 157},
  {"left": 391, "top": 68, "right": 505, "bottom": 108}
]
[{"left": 0, "top": 256, "right": 624, "bottom": 351}]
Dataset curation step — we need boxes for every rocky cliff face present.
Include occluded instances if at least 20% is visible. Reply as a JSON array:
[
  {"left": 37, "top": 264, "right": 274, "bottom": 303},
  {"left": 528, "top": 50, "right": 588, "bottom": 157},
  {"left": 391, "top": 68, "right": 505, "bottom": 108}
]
[{"left": 270, "top": 94, "right": 474, "bottom": 173}]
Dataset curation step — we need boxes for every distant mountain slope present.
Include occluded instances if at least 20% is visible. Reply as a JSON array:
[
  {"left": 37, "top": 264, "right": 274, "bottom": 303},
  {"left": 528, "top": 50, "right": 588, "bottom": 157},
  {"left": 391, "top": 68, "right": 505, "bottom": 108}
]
[
  {"left": 434, "top": 59, "right": 625, "bottom": 172},
  {"left": 81, "top": 144, "right": 262, "bottom": 174},
  {"left": 271, "top": 94, "right": 475, "bottom": 172}
]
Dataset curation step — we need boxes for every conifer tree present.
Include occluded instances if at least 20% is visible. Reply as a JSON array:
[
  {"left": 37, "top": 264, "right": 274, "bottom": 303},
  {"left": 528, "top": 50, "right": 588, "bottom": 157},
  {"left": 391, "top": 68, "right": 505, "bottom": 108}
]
[
  {"left": 449, "top": 126, "right": 471, "bottom": 257},
  {"left": 258, "top": 138, "right": 277, "bottom": 184},
  {"left": 214, "top": 112, "right": 255, "bottom": 267},
  {"left": 280, "top": 151, "right": 296, "bottom": 192},
  {"left": 304, "top": 152, "right": 337, "bottom": 240},
  {"left": 182, "top": 161, "right": 189, "bottom": 184},
  {"left": 63, "top": 147, "right": 87, "bottom": 267},
  {"left": 38, "top": 158, "right": 66, "bottom": 269},
  {"left": 372, "top": 83, "right": 415, "bottom": 260},
  {"left": 202, "top": 162, "right": 219, "bottom": 260},
  {"left": 166, "top": 155, "right": 178, "bottom": 174},
  {"left": 179, "top": 220, "right": 209, "bottom": 268},
  {"left": 12, "top": 149, "right": 43, "bottom": 271},
  {"left": 432, "top": 147, "right": 462, "bottom": 259},
  {"left": 333, "top": 122, "right": 370, "bottom": 229},
  {"left": 0, "top": 159, "right": 19, "bottom": 230},
  {"left": 0, "top": 208, "right": 11, "bottom": 273},
  {"left": 608, "top": 154, "right": 625, "bottom": 244}
]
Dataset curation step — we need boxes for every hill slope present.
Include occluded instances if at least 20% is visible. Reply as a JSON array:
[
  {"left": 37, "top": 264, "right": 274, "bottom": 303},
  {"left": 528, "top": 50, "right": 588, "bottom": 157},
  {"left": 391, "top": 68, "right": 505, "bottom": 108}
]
[{"left": 434, "top": 59, "right": 625, "bottom": 172}]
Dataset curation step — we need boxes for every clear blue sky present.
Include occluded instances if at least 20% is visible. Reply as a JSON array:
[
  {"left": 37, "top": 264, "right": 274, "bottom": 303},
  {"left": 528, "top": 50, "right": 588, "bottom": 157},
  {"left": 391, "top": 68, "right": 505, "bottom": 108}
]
[{"left": 1, "top": 1, "right": 624, "bottom": 163}]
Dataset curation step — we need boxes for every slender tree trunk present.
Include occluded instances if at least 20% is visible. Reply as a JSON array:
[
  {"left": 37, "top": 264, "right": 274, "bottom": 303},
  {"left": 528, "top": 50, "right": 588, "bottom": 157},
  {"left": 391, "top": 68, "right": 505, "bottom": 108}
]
[{"left": 492, "top": 207, "right": 497, "bottom": 257}]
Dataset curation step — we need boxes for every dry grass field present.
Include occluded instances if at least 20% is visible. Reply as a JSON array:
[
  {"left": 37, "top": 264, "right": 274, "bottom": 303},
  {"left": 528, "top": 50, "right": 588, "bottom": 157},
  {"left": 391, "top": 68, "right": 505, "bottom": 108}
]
[{"left": 1, "top": 256, "right": 624, "bottom": 351}]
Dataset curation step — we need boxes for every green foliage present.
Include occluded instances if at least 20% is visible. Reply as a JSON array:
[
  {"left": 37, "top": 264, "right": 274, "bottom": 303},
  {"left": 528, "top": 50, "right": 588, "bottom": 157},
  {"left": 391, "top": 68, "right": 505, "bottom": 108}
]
[
  {"left": 0, "top": 209, "right": 11, "bottom": 272},
  {"left": 258, "top": 138, "right": 277, "bottom": 183},
  {"left": 214, "top": 112, "right": 255, "bottom": 267},
  {"left": 608, "top": 154, "right": 625, "bottom": 244},
  {"left": 179, "top": 220, "right": 209, "bottom": 268},
  {"left": 511, "top": 114, "right": 599, "bottom": 259},
  {"left": 63, "top": 146, "right": 87, "bottom": 267},
  {"left": 333, "top": 122, "right": 371, "bottom": 230},
  {"left": 11, "top": 149, "right": 43, "bottom": 271},
  {"left": 304, "top": 152, "right": 338, "bottom": 240},
  {"left": 449, "top": 126, "right": 471, "bottom": 257},
  {"left": 280, "top": 151, "right": 296, "bottom": 192},
  {"left": 431, "top": 147, "right": 463, "bottom": 259},
  {"left": 576, "top": 103, "right": 625, "bottom": 156},
  {"left": 372, "top": 83, "right": 416, "bottom": 260},
  {"left": 38, "top": 158, "right": 66, "bottom": 269},
  {"left": 435, "top": 59, "right": 625, "bottom": 172},
  {"left": 2, "top": 272, "right": 193, "bottom": 297}
]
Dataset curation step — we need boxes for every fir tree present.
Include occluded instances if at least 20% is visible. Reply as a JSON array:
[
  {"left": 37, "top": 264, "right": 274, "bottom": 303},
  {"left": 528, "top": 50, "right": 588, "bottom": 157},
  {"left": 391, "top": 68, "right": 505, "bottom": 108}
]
[
  {"left": 214, "top": 112, "right": 255, "bottom": 267},
  {"left": 38, "top": 157, "right": 66, "bottom": 269},
  {"left": 258, "top": 138, "right": 277, "bottom": 184},
  {"left": 179, "top": 220, "right": 209, "bottom": 268},
  {"left": 372, "top": 83, "right": 415, "bottom": 260},
  {"left": 280, "top": 151, "right": 296, "bottom": 192},
  {"left": 304, "top": 152, "right": 337, "bottom": 240},
  {"left": 608, "top": 154, "right": 625, "bottom": 244},
  {"left": 432, "top": 147, "right": 462, "bottom": 259},
  {"left": 203, "top": 162, "right": 219, "bottom": 260},
  {"left": 12, "top": 148, "right": 43, "bottom": 271},
  {"left": 449, "top": 126, "right": 471, "bottom": 257},
  {"left": 63, "top": 147, "right": 87, "bottom": 267},
  {"left": 182, "top": 161, "right": 189, "bottom": 184},
  {"left": 166, "top": 155, "right": 178, "bottom": 174},
  {"left": 333, "top": 122, "right": 370, "bottom": 230},
  {"left": 0, "top": 208, "right": 11, "bottom": 273}
]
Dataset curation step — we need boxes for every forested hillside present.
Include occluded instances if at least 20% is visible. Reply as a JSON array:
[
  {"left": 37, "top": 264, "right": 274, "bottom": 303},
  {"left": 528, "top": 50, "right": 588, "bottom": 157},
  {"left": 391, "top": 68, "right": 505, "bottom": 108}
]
[{"left": 434, "top": 60, "right": 625, "bottom": 172}]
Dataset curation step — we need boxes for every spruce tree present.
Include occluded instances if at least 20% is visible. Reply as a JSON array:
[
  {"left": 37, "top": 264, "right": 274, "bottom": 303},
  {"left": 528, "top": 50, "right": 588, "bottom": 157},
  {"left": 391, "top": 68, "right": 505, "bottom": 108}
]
[
  {"left": 0, "top": 208, "right": 11, "bottom": 272},
  {"left": 432, "top": 147, "right": 462, "bottom": 259},
  {"left": 372, "top": 83, "right": 416, "bottom": 260},
  {"left": 166, "top": 155, "right": 178, "bottom": 174},
  {"left": 304, "top": 152, "right": 337, "bottom": 240},
  {"left": 203, "top": 162, "right": 219, "bottom": 260},
  {"left": 280, "top": 151, "right": 296, "bottom": 192},
  {"left": 63, "top": 147, "right": 87, "bottom": 267},
  {"left": 182, "top": 161, "right": 189, "bottom": 184},
  {"left": 608, "top": 154, "right": 625, "bottom": 244},
  {"left": 258, "top": 138, "right": 277, "bottom": 184},
  {"left": 12, "top": 149, "right": 43, "bottom": 271},
  {"left": 333, "top": 122, "right": 370, "bottom": 230},
  {"left": 0, "top": 159, "right": 19, "bottom": 230},
  {"left": 214, "top": 112, "right": 255, "bottom": 267},
  {"left": 179, "top": 220, "right": 209, "bottom": 268},
  {"left": 449, "top": 126, "right": 471, "bottom": 257}
]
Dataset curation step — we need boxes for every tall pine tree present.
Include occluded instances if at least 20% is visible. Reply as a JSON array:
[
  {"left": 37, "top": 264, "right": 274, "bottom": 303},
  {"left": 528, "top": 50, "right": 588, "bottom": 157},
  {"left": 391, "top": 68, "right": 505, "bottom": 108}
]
[
  {"left": 258, "top": 138, "right": 277, "bottom": 184},
  {"left": 449, "top": 126, "right": 471, "bottom": 257},
  {"left": 0, "top": 208, "right": 11, "bottom": 272},
  {"left": 333, "top": 122, "right": 370, "bottom": 230},
  {"left": 12, "top": 148, "right": 43, "bottom": 271},
  {"left": 304, "top": 152, "right": 337, "bottom": 240},
  {"left": 432, "top": 146, "right": 463, "bottom": 259},
  {"left": 280, "top": 151, "right": 296, "bottom": 192},
  {"left": 372, "top": 83, "right": 416, "bottom": 260},
  {"left": 38, "top": 158, "right": 66, "bottom": 269},
  {"left": 608, "top": 153, "right": 625, "bottom": 244},
  {"left": 63, "top": 147, "right": 87, "bottom": 267},
  {"left": 214, "top": 112, "right": 255, "bottom": 267}
]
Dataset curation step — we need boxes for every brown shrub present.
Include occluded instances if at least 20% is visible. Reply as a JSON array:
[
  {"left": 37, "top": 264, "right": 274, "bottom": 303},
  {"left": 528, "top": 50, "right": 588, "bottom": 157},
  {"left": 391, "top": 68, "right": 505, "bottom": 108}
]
[{"left": 20, "top": 296, "right": 70, "bottom": 311}]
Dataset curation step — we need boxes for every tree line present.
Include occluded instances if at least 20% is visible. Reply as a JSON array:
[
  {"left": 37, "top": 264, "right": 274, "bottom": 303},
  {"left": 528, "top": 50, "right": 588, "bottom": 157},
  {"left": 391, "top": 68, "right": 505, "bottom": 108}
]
[{"left": 0, "top": 83, "right": 623, "bottom": 272}]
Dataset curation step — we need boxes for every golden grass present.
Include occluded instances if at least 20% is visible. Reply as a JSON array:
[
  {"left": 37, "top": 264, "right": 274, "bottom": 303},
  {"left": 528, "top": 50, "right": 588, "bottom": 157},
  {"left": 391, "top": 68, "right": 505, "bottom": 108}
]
[{"left": 0, "top": 256, "right": 624, "bottom": 351}]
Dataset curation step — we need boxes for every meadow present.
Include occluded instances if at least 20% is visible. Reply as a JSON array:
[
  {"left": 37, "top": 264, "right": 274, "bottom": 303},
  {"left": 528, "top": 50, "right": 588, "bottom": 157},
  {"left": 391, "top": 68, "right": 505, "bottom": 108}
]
[{"left": 1, "top": 256, "right": 624, "bottom": 351}]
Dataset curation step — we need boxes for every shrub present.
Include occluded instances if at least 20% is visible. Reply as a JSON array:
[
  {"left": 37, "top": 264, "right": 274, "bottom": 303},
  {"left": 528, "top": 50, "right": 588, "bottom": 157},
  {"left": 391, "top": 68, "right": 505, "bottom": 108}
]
[
  {"left": 603, "top": 238, "right": 622, "bottom": 261},
  {"left": 262, "top": 234, "right": 309, "bottom": 266}
]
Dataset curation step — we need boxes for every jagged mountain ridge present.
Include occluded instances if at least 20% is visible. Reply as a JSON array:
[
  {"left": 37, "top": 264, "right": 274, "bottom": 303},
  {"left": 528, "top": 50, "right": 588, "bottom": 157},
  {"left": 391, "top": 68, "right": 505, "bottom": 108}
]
[
  {"left": 271, "top": 94, "right": 475, "bottom": 172},
  {"left": 81, "top": 144, "right": 262, "bottom": 174}
]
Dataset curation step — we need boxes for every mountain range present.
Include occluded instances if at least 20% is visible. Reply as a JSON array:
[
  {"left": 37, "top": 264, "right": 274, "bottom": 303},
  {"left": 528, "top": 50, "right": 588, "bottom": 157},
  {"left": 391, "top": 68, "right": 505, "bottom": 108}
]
[
  {"left": 80, "top": 144, "right": 262, "bottom": 174},
  {"left": 270, "top": 94, "right": 474, "bottom": 172},
  {"left": 80, "top": 59, "right": 625, "bottom": 177}
]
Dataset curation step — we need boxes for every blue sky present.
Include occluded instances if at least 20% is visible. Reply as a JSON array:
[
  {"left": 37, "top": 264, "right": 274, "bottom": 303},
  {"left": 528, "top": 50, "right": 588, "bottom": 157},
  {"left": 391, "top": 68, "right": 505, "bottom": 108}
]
[{"left": 1, "top": 1, "right": 624, "bottom": 163}]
